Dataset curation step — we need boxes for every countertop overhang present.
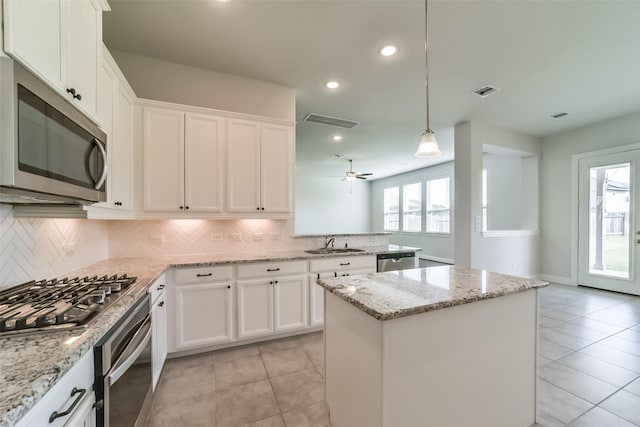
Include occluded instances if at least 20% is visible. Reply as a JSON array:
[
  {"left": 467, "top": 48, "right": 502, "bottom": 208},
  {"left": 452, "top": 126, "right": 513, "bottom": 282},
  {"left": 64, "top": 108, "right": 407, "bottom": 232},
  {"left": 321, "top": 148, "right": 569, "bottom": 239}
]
[{"left": 318, "top": 265, "right": 548, "bottom": 321}]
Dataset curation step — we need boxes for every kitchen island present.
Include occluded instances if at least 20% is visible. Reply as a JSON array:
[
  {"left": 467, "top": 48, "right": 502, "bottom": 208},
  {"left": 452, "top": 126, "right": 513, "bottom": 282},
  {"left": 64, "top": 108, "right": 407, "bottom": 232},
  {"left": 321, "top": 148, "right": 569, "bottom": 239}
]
[{"left": 318, "top": 265, "right": 547, "bottom": 427}]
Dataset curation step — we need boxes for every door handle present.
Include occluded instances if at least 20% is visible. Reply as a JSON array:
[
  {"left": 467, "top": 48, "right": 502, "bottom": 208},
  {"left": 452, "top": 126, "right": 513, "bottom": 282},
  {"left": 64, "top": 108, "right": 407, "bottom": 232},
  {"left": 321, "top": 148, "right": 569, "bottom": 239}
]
[{"left": 92, "top": 138, "right": 108, "bottom": 190}]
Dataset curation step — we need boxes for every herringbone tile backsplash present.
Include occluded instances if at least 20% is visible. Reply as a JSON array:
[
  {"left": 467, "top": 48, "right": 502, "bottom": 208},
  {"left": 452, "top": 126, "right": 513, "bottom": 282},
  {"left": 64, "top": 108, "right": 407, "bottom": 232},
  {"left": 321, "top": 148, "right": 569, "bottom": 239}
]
[
  {"left": 0, "top": 205, "right": 109, "bottom": 288},
  {"left": 0, "top": 204, "right": 388, "bottom": 288}
]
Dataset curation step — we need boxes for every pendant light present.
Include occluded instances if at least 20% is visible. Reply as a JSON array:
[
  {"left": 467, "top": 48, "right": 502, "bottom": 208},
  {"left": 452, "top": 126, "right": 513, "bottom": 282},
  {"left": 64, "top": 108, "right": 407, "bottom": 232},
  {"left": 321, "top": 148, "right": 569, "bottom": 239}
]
[{"left": 415, "top": 0, "right": 442, "bottom": 158}]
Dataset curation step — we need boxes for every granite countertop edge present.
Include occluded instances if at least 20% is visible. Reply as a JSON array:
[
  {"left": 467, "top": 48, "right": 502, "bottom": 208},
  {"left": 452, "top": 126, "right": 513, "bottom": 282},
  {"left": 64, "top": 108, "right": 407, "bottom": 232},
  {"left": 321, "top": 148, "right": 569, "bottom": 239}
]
[
  {"left": 0, "top": 244, "right": 416, "bottom": 427},
  {"left": 317, "top": 271, "right": 548, "bottom": 321}
]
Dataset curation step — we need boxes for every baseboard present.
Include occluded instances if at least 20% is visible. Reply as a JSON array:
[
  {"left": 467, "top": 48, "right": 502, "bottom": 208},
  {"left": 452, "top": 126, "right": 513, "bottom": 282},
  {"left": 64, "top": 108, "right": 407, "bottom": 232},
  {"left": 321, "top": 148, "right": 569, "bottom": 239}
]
[{"left": 538, "top": 274, "right": 576, "bottom": 286}]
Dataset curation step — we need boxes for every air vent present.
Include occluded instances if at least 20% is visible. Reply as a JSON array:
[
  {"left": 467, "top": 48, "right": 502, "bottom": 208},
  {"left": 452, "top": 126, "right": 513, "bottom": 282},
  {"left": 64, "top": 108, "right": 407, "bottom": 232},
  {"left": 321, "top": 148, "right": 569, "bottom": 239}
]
[
  {"left": 303, "top": 113, "right": 359, "bottom": 129},
  {"left": 551, "top": 112, "right": 569, "bottom": 119},
  {"left": 472, "top": 84, "right": 500, "bottom": 98}
]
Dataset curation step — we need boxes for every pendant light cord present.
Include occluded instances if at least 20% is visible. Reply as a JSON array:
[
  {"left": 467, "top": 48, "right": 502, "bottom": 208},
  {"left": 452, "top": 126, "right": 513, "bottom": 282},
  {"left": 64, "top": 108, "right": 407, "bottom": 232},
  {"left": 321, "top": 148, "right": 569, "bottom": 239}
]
[{"left": 425, "top": 0, "right": 431, "bottom": 132}]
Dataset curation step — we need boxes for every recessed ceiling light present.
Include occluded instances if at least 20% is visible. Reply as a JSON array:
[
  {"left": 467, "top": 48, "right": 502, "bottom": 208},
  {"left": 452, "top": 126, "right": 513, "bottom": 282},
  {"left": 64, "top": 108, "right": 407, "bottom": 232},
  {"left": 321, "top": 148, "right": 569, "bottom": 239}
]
[
  {"left": 380, "top": 45, "right": 398, "bottom": 56},
  {"left": 325, "top": 81, "right": 340, "bottom": 89},
  {"left": 332, "top": 135, "right": 342, "bottom": 141}
]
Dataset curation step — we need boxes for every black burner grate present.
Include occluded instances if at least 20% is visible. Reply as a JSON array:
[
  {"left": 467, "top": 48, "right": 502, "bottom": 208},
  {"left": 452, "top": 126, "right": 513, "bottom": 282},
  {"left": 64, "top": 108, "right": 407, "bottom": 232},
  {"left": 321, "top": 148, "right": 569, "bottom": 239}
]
[{"left": 0, "top": 274, "right": 137, "bottom": 333}]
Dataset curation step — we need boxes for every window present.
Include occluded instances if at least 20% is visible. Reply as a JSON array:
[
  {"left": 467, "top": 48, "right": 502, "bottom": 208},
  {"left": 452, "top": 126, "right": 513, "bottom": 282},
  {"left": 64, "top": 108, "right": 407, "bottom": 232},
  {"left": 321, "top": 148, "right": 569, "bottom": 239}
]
[
  {"left": 426, "top": 177, "right": 450, "bottom": 233},
  {"left": 383, "top": 187, "right": 399, "bottom": 231},
  {"left": 403, "top": 183, "right": 422, "bottom": 232}
]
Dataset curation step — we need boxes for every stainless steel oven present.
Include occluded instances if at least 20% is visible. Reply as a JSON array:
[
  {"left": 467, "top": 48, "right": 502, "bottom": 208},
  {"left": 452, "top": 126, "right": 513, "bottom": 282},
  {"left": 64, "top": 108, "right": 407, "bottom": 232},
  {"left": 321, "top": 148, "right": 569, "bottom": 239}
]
[{"left": 94, "top": 294, "right": 152, "bottom": 427}]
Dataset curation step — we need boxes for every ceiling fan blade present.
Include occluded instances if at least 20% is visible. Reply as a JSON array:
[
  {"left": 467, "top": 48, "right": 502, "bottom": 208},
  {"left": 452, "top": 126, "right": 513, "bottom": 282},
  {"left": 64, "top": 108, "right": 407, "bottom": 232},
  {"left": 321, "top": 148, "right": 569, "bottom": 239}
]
[
  {"left": 341, "top": 177, "right": 347, "bottom": 181},
  {"left": 357, "top": 173, "right": 373, "bottom": 177},
  {"left": 356, "top": 176, "right": 367, "bottom": 180}
]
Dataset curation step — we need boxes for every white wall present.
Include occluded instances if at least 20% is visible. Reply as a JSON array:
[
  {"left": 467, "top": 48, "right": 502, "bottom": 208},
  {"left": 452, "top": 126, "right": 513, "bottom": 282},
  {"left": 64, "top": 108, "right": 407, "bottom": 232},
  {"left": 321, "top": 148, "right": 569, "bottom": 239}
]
[
  {"left": 110, "top": 50, "right": 296, "bottom": 121},
  {"left": 370, "top": 162, "right": 454, "bottom": 262},
  {"left": 541, "top": 111, "right": 640, "bottom": 284},
  {"left": 483, "top": 153, "right": 522, "bottom": 230},
  {"left": 456, "top": 121, "right": 542, "bottom": 277},
  {"left": 295, "top": 176, "right": 370, "bottom": 234},
  {"left": 0, "top": 205, "right": 109, "bottom": 288}
]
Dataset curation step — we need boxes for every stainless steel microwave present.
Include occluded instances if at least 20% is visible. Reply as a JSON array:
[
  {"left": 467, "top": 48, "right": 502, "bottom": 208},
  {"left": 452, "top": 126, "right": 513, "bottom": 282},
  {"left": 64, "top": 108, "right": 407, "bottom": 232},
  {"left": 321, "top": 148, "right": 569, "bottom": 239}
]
[{"left": 0, "top": 57, "right": 107, "bottom": 205}]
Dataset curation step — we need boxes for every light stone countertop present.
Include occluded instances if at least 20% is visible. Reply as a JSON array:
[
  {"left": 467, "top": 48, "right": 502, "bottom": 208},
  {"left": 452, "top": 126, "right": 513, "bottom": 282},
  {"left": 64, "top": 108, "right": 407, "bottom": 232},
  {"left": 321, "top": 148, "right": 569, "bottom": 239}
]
[
  {"left": 0, "top": 245, "right": 418, "bottom": 427},
  {"left": 317, "top": 265, "right": 548, "bottom": 321}
]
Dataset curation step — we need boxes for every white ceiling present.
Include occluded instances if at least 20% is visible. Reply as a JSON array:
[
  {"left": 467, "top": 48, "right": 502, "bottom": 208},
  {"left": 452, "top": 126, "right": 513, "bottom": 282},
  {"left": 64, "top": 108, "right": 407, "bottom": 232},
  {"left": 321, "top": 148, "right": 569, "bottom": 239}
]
[{"left": 103, "top": 0, "right": 640, "bottom": 180}]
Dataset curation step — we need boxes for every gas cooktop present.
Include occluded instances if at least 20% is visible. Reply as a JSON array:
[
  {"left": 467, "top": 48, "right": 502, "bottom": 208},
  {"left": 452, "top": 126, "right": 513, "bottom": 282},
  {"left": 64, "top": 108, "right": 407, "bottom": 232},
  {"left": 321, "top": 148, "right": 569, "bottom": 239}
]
[{"left": 0, "top": 274, "right": 137, "bottom": 335}]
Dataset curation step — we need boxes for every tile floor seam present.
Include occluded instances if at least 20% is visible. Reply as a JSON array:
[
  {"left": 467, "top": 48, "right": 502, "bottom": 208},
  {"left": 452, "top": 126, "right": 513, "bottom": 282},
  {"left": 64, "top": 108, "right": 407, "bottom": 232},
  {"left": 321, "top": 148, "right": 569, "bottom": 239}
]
[
  {"left": 262, "top": 353, "right": 286, "bottom": 420},
  {"left": 594, "top": 404, "right": 640, "bottom": 427}
]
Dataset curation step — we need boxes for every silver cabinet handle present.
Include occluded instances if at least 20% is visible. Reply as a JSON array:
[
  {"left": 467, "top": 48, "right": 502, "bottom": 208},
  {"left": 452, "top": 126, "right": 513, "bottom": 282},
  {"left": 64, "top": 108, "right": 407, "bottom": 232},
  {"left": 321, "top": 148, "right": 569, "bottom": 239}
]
[
  {"left": 107, "top": 316, "right": 151, "bottom": 386},
  {"left": 92, "top": 138, "right": 108, "bottom": 190}
]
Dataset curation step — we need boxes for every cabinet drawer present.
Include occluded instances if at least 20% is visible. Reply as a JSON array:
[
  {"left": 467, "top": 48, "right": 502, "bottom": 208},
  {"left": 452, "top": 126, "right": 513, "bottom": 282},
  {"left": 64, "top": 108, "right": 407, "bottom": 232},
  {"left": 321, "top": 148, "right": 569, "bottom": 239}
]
[
  {"left": 148, "top": 273, "right": 166, "bottom": 303},
  {"left": 16, "top": 351, "right": 94, "bottom": 427},
  {"left": 237, "top": 260, "right": 307, "bottom": 279},
  {"left": 309, "top": 255, "right": 376, "bottom": 273},
  {"left": 175, "top": 265, "right": 232, "bottom": 284}
]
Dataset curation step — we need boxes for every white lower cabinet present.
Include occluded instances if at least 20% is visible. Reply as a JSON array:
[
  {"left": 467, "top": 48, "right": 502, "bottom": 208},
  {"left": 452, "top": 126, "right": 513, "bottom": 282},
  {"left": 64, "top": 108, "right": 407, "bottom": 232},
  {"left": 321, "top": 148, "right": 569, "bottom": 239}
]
[
  {"left": 15, "top": 351, "right": 94, "bottom": 427},
  {"left": 237, "top": 261, "right": 308, "bottom": 339},
  {"left": 171, "top": 266, "right": 234, "bottom": 351},
  {"left": 308, "top": 256, "right": 377, "bottom": 326}
]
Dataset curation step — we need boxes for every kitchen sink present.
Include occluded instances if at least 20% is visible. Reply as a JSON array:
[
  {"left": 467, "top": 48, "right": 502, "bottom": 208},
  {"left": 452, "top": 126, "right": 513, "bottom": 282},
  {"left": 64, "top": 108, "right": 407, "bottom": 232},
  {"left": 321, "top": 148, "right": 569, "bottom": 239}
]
[{"left": 305, "top": 248, "right": 366, "bottom": 255}]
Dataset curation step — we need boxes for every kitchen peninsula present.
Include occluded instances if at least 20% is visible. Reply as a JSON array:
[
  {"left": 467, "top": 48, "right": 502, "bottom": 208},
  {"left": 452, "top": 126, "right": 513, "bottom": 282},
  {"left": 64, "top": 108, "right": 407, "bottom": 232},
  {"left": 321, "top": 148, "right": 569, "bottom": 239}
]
[{"left": 318, "top": 265, "right": 547, "bottom": 427}]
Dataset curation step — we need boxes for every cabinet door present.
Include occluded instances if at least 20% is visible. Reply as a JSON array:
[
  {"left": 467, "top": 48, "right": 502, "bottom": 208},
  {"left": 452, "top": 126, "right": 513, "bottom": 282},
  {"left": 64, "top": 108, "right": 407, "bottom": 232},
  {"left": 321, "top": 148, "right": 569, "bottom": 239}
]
[
  {"left": 308, "top": 273, "right": 328, "bottom": 327},
  {"left": 111, "top": 85, "right": 134, "bottom": 209},
  {"left": 65, "top": 0, "right": 100, "bottom": 120},
  {"left": 237, "top": 279, "right": 274, "bottom": 338},
  {"left": 185, "top": 113, "right": 224, "bottom": 212},
  {"left": 261, "top": 124, "right": 293, "bottom": 213},
  {"left": 3, "top": 0, "right": 64, "bottom": 90},
  {"left": 64, "top": 392, "right": 96, "bottom": 427},
  {"left": 227, "top": 119, "right": 261, "bottom": 212},
  {"left": 152, "top": 293, "right": 167, "bottom": 390},
  {"left": 143, "top": 107, "right": 185, "bottom": 211},
  {"left": 274, "top": 275, "right": 308, "bottom": 332},
  {"left": 175, "top": 282, "right": 233, "bottom": 350}
]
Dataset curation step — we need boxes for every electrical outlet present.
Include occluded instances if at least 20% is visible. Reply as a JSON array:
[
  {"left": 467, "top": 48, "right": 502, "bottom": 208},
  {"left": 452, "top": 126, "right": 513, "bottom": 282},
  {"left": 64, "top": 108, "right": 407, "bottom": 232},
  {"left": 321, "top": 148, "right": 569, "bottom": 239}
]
[
  {"left": 252, "top": 232, "right": 264, "bottom": 241},
  {"left": 148, "top": 235, "right": 164, "bottom": 245},
  {"left": 209, "top": 234, "right": 223, "bottom": 241},
  {"left": 230, "top": 233, "right": 242, "bottom": 241}
]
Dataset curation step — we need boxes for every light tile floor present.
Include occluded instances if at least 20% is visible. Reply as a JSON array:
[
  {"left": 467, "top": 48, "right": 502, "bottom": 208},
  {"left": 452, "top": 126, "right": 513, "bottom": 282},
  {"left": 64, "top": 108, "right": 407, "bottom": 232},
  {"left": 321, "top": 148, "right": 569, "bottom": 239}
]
[{"left": 147, "top": 284, "right": 640, "bottom": 427}]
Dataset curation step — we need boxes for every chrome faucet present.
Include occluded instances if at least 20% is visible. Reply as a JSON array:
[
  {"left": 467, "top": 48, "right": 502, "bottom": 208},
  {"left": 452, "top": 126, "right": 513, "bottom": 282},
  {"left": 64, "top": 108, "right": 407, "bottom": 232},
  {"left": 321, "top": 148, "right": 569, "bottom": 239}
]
[{"left": 323, "top": 236, "right": 336, "bottom": 249}]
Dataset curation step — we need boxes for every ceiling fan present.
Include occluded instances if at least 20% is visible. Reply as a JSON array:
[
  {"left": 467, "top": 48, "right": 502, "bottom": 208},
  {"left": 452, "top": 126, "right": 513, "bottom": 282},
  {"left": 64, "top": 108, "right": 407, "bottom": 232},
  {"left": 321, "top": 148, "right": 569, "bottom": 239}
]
[{"left": 342, "top": 159, "right": 372, "bottom": 181}]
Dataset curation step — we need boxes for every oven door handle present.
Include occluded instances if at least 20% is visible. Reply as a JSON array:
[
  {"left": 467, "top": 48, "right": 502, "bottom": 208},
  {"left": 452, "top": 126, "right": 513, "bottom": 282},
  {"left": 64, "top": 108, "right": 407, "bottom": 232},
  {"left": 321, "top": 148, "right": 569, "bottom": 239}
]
[{"left": 106, "top": 315, "right": 151, "bottom": 386}]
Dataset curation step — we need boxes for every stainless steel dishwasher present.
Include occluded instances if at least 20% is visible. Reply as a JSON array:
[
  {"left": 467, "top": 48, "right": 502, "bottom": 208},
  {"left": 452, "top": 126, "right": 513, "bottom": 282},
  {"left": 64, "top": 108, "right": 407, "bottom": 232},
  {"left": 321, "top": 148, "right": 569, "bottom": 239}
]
[{"left": 377, "top": 251, "right": 416, "bottom": 272}]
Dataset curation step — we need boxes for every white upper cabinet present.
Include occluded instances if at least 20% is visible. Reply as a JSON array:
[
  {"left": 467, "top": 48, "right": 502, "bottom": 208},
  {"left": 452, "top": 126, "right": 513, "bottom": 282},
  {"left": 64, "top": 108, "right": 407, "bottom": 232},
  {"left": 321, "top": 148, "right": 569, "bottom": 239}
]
[
  {"left": 3, "top": 1, "right": 63, "bottom": 88},
  {"left": 227, "top": 119, "right": 293, "bottom": 214},
  {"left": 185, "top": 113, "right": 224, "bottom": 212},
  {"left": 227, "top": 119, "right": 261, "bottom": 213},
  {"left": 143, "top": 106, "right": 225, "bottom": 213},
  {"left": 64, "top": 0, "right": 100, "bottom": 120},
  {"left": 3, "top": 0, "right": 104, "bottom": 122},
  {"left": 261, "top": 124, "right": 293, "bottom": 213},
  {"left": 143, "top": 107, "right": 185, "bottom": 211},
  {"left": 88, "top": 47, "right": 136, "bottom": 217},
  {"left": 140, "top": 100, "right": 293, "bottom": 218}
]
